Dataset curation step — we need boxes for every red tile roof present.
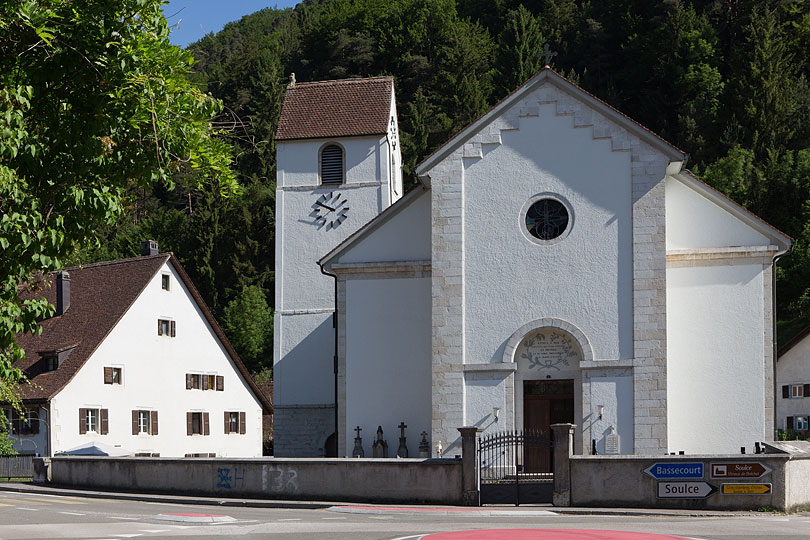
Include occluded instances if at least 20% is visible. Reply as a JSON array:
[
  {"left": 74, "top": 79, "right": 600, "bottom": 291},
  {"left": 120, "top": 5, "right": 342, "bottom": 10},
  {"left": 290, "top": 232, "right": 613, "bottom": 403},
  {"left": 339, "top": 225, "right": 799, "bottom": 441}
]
[
  {"left": 15, "top": 254, "right": 272, "bottom": 413},
  {"left": 275, "top": 77, "right": 393, "bottom": 141}
]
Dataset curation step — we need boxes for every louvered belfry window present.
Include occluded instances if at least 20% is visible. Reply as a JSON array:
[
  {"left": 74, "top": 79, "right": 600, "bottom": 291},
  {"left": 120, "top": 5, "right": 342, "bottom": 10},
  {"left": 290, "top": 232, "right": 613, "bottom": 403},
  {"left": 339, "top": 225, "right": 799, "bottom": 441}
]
[{"left": 321, "top": 144, "right": 344, "bottom": 184}]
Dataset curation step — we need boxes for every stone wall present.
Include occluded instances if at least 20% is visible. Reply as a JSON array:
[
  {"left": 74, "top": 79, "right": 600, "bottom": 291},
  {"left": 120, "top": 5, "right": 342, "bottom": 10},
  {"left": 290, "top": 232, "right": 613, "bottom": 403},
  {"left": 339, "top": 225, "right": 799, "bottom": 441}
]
[
  {"left": 44, "top": 456, "right": 464, "bottom": 505},
  {"left": 273, "top": 406, "right": 333, "bottom": 457}
]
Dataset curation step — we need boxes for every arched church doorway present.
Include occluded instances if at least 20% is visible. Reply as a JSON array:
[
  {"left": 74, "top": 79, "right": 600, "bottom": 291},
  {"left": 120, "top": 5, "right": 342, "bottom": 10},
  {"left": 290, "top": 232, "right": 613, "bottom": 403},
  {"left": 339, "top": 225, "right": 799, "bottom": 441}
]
[{"left": 523, "top": 379, "right": 574, "bottom": 471}]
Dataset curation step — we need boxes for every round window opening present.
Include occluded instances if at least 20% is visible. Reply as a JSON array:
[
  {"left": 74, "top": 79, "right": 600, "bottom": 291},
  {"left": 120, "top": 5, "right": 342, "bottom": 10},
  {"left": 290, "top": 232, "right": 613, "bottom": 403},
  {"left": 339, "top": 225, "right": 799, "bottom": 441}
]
[{"left": 525, "top": 198, "right": 569, "bottom": 240}]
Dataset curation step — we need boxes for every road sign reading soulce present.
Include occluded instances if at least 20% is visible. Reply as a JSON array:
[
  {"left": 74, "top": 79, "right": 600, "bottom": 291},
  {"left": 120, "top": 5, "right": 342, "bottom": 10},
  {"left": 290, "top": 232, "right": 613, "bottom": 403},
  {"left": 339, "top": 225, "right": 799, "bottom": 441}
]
[{"left": 657, "top": 481, "right": 715, "bottom": 499}]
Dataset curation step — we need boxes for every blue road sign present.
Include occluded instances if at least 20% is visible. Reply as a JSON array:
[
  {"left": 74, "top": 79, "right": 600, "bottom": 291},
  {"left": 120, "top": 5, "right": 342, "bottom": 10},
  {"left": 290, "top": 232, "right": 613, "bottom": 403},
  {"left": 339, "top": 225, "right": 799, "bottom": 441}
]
[{"left": 643, "top": 462, "right": 704, "bottom": 479}]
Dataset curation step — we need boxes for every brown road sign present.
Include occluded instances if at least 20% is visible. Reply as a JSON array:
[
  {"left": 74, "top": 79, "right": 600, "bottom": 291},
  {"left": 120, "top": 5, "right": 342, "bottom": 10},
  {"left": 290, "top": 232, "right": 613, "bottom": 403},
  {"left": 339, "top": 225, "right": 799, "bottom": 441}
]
[
  {"left": 721, "top": 483, "right": 771, "bottom": 495},
  {"left": 710, "top": 462, "right": 771, "bottom": 479}
]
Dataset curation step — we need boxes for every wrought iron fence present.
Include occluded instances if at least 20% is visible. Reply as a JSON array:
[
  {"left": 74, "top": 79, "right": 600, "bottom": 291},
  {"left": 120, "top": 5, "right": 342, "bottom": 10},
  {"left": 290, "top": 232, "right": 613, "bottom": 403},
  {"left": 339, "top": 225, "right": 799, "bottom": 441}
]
[
  {"left": 479, "top": 429, "right": 554, "bottom": 505},
  {"left": 0, "top": 454, "right": 35, "bottom": 480}
]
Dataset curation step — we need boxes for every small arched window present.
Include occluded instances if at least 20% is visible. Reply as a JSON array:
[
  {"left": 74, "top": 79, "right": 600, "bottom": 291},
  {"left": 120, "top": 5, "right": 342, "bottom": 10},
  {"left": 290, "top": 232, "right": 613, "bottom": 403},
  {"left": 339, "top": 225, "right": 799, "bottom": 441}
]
[{"left": 320, "top": 144, "right": 344, "bottom": 184}]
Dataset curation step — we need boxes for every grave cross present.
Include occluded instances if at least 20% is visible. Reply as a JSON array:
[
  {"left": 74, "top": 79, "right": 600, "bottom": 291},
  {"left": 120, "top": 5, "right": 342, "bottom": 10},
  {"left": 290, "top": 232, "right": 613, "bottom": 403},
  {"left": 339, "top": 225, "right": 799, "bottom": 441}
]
[
  {"left": 398, "top": 422, "right": 407, "bottom": 438},
  {"left": 354, "top": 425, "right": 362, "bottom": 438},
  {"left": 538, "top": 43, "right": 557, "bottom": 67}
]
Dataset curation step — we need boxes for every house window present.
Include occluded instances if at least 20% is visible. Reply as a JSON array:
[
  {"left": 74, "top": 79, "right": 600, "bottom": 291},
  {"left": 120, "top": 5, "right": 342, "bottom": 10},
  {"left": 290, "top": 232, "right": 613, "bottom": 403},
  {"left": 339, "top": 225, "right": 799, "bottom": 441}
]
[
  {"left": 161, "top": 274, "right": 170, "bottom": 291},
  {"left": 4, "top": 409, "right": 39, "bottom": 435},
  {"left": 320, "top": 144, "right": 344, "bottom": 184},
  {"left": 104, "top": 367, "right": 122, "bottom": 385},
  {"left": 186, "top": 373, "right": 223, "bottom": 391},
  {"left": 158, "top": 319, "right": 175, "bottom": 337},
  {"left": 207, "top": 375, "right": 216, "bottom": 391},
  {"left": 44, "top": 355, "right": 58, "bottom": 372},
  {"left": 138, "top": 411, "right": 150, "bottom": 433},
  {"left": 797, "top": 416, "right": 810, "bottom": 431},
  {"left": 132, "top": 410, "right": 158, "bottom": 435},
  {"left": 225, "top": 411, "right": 246, "bottom": 434},
  {"left": 79, "top": 408, "right": 108, "bottom": 434},
  {"left": 186, "top": 412, "right": 209, "bottom": 436},
  {"left": 792, "top": 384, "right": 805, "bottom": 398}
]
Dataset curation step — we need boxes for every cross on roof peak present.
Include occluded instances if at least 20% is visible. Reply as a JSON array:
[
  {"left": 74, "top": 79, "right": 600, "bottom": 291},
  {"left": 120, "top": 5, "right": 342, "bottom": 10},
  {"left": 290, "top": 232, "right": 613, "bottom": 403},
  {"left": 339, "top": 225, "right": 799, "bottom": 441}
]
[{"left": 538, "top": 43, "right": 558, "bottom": 67}]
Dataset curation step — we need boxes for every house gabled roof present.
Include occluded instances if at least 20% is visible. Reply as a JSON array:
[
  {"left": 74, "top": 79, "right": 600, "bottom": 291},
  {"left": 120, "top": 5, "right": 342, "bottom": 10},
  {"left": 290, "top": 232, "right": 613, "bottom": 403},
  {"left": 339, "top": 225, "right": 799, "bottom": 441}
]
[
  {"left": 672, "top": 169, "right": 792, "bottom": 252},
  {"left": 15, "top": 253, "right": 272, "bottom": 413},
  {"left": 319, "top": 185, "right": 429, "bottom": 267},
  {"left": 275, "top": 77, "right": 393, "bottom": 141},
  {"left": 416, "top": 67, "right": 686, "bottom": 180},
  {"left": 777, "top": 323, "right": 810, "bottom": 359}
]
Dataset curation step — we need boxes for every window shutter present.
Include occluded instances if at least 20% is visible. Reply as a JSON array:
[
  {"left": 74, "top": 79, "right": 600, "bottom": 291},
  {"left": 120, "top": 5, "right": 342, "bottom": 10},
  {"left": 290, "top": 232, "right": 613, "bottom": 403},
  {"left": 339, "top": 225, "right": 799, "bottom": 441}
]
[
  {"left": 216, "top": 376, "right": 224, "bottom": 391},
  {"left": 203, "top": 375, "right": 209, "bottom": 391},
  {"left": 104, "top": 367, "right": 113, "bottom": 384},
  {"left": 170, "top": 320, "right": 176, "bottom": 337},
  {"left": 186, "top": 412, "right": 193, "bottom": 436},
  {"left": 321, "top": 144, "right": 344, "bottom": 184},
  {"left": 203, "top": 412, "right": 210, "bottom": 436},
  {"left": 100, "top": 409, "right": 109, "bottom": 435},
  {"left": 186, "top": 374, "right": 192, "bottom": 390},
  {"left": 79, "top": 408, "right": 87, "bottom": 434},
  {"left": 151, "top": 410, "right": 158, "bottom": 435},
  {"left": 239, "top": 412, "right": 246, "bottom": 435},
  {"left": 783, "top": 385, "right": 790, "bottom": 399},
  {"left": 788, "top": 416, "right": 795, "bottom": 430},
  {"left": 208, "top": 452, "right": 216, "bottom": 458},
  {"left": 132, "top": 410, "right": 138, "bottom": 435},
  {"left": 158, "top": 319, "right": 163, "bottom": 336},
  {"left": 804, "top": 384, "right": 810, "bottom": 397},
  {"left": 224, "top": 411, "right": 229, "bottom": 434}
]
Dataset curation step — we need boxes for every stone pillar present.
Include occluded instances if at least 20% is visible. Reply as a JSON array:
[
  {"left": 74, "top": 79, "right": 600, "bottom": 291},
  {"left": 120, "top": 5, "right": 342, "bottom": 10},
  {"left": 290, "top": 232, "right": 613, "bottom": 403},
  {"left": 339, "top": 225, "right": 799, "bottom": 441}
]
[
  {"left": 458, "top": 426, "right": 481, "bottom": 506},
  {"left": 551, "top": 423, "right": 575, "bottom": 507}
]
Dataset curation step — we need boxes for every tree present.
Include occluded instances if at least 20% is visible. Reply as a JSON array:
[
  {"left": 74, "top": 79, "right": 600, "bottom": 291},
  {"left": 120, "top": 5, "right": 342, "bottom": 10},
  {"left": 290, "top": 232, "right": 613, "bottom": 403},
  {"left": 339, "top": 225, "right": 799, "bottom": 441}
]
[
  {"left": 0, "top": 1, "right": 237, "bottom": 386},
  {"left": 222, "top": 285, "right": 273, "bottom": 374}
]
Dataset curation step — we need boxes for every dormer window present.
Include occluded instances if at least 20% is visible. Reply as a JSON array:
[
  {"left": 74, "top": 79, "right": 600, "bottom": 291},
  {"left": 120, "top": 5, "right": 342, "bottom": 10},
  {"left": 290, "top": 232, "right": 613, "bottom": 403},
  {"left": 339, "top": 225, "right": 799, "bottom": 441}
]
[
  {"left": 44, "top": 355, "right": 58, "bottom": 372},
  {"left": 320, "top": 144, "right": 344, "bottom": 184}
]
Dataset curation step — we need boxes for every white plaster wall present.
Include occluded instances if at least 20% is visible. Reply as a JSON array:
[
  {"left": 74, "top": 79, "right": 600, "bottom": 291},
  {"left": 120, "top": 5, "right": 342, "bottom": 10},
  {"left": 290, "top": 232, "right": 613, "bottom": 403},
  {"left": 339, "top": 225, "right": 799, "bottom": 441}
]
[
  {"left": 336, "top": 190, "right": 431, "bottom": 264},
  {"left": 50, "top": 261, "right": 263, "bottom": 457},
  {"left": 464, "top": 373, "right": 507, "bottom": 435},
  {"left": 273, "top": 312, "right": 334, "bottom": 405},
  {"left": 776, "top": 341, "right": 810, "bottom": 430},
  {"left": 666, "top": 177, "right": 770, "bottom": 249},
  {"left": 344, "top": 278, "right": 431, "bottom": 456},
  {"left": 463, "top": 102, "right": 633, "bottom": 365},
  {"left": 277, "top": 136, "right": 389, "bottom": 189},
  {"left": 667, "top": 263, "right": 767, "bottom": 453},
  {"left": 588, "top": 374, "right": 634, "bottom": 454}
]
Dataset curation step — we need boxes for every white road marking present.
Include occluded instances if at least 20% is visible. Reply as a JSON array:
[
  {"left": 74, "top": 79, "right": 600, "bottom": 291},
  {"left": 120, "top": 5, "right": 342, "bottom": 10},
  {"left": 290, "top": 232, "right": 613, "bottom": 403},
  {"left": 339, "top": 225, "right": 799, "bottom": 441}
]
[
  {"left": 138, "top": 530, "right": 170, "bottom": 533},
  {"left": 112, "top": 535, "right": 143, "bottom": 538},
  {"left": 277, "top": 518, "right": 302, "bottom": 521},
  {"left": 59, "top": 511, "right": 86, "bottom": 516},
  {"left": 17, "top": 507, "right": 39, "bottom": 511},
  {"left": 108, "top": 516, "right": 139, "bottom": 520},
  {"left": 390, "top": 536, "right": 425, "bottom": 540},
  {"left": 322, "top": 517, "right": 347, "bottom": 519}
]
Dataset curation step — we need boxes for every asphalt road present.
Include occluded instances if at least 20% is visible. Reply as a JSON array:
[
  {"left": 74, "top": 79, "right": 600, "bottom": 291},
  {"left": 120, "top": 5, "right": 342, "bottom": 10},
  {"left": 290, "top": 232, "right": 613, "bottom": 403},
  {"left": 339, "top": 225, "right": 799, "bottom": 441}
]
[{"left": 1, "top": 491, "right": 810, "bottom": 539}]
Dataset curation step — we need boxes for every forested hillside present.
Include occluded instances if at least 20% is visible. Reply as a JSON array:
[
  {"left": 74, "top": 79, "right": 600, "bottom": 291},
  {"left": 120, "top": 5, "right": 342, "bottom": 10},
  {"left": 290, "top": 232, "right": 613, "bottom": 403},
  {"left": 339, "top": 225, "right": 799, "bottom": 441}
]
[{"left": 74, "top": 0, "right": 810, "bottom": 376}]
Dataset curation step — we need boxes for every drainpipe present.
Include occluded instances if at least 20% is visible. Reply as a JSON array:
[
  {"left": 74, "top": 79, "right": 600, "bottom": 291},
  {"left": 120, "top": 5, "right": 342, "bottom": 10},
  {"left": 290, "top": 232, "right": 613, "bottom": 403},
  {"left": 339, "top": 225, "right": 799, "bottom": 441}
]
[
  {"left": 320, "top": 262, "right": 339, "bottom": 457},
  {"left": 772, "top": 244, "right": 794, "bottom": 440}
]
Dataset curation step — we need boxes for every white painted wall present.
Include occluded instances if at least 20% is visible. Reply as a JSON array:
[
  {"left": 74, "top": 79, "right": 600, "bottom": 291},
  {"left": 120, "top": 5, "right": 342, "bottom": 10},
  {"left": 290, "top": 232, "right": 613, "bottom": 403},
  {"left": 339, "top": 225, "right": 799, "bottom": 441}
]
[
  {"left": 777, "top": 338, "right": 810, "bottom": 430},
  {"left": 463, "top": 102, "right": 633, "bottom": 365},
  {"left": 667, "top": 263, "right": 767, "bottom": 453},
  {"left": 335, "top": 189, "right": 431, "bottom": 264},
  {"left": 344, "top": 277, "right": 431, "bottom": 456},
  {"left": 589, "top": 374, "right": 634, "bottom": 454},
  {"left": 50, "top": 261, "right": 263, "bottom": 457},
  {"left": 666, "top": 177, "right": 770, "bottom": 249},
  {"left": 464, "top": 373, "right": 508, "bottom": 435},
  {"left": 273, "top": 312, "right": 334, "bottom": 405}
]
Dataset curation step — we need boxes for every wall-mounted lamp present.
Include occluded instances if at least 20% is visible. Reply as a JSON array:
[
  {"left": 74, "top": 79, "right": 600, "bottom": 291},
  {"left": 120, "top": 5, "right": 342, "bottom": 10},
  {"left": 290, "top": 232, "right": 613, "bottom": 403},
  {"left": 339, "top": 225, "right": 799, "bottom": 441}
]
[
  {"left": 597, "top": 405, "right": 604, "bottom": 420},
  {"left": 492, "top": 407, "right": 500, "bottom": 422}
]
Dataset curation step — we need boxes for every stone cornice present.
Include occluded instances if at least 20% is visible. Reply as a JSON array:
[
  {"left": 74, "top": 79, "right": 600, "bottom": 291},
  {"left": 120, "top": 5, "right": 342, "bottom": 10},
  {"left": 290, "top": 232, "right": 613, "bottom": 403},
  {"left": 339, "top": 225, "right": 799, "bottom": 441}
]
[
  {"left": 330, "top": 260, "right": 431, "bottom": 275},
  {"left": 666, "top": 245, "right": 779, "bottom": 264}
]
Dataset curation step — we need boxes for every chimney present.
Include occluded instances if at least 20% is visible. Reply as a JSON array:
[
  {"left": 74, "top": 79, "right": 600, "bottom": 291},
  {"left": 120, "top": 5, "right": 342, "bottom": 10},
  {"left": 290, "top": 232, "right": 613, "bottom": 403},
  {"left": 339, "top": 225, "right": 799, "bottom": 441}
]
[
  {"left": 56, "top": 271, "right": 70, "bottom": 316},
  {"left": 141, "top": 240, "right": 159, "bottom": 256}
]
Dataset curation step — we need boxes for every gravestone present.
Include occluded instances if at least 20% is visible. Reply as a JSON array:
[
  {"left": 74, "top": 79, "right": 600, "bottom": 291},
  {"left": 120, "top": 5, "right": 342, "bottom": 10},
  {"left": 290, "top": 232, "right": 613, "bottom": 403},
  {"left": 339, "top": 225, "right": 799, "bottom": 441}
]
[
  {"left": 352, "top": 426, "right": 364, "bottom": 458},
  {"left": 372, "top": 425, "right": 388, "bottom": 458},
  {"left": 396, "top": 422, "right": 408, "bottom": 458},
  {"left": 419, "top": 431, "right": 430, "bottom": 458},
  {"left": 605, "top": 425, "right": 620, "bottom": 455}
]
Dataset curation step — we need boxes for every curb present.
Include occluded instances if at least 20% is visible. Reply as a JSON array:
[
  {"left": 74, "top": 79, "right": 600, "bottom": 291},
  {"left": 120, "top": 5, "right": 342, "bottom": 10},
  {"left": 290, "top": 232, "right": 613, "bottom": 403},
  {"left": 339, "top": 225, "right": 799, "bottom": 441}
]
[{"left": 327, "top": 505, "right": 740, "bottom": 518}]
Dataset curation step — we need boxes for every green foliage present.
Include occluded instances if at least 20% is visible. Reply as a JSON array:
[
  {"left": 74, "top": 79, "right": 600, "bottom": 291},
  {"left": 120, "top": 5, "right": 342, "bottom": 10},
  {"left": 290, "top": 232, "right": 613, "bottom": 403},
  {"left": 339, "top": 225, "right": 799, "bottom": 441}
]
[
  {"left": 0, "top": 0, "right": 237, "bottom": 384},
  {"left": 222, "top": 286, "right": 273, "bottom": 374},
  {"left": 0, "top": 430, "right": 15, "bottom": 456}
]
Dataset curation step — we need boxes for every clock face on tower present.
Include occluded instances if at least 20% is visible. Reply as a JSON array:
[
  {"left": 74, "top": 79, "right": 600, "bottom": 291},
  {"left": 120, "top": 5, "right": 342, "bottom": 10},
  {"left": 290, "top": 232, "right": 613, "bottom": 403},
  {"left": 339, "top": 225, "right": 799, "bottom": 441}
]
[{"left": 313, "top": 191, "right": 349, "bottom": 229}]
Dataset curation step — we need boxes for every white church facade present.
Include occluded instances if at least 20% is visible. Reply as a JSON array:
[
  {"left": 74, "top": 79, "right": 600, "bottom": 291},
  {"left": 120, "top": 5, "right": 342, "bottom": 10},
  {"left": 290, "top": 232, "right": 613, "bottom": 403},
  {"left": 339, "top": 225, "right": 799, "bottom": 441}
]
[{"left": 275, "top": 69, "right": 791, "bottom": 460}]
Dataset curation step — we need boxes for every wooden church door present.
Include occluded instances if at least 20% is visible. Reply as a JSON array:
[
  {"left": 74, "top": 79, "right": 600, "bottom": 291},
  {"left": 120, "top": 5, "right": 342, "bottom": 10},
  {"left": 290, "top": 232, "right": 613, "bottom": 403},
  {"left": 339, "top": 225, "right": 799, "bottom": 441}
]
[{"left": 523, "top": 379, "right": 574, "bottom": 472}]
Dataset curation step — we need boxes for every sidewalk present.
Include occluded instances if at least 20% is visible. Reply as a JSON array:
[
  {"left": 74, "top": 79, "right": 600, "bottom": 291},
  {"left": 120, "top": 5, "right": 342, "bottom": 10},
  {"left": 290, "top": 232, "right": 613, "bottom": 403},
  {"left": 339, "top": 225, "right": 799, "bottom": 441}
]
[{"left": 0, "top": 482, "right": 754, "bottom": 518}]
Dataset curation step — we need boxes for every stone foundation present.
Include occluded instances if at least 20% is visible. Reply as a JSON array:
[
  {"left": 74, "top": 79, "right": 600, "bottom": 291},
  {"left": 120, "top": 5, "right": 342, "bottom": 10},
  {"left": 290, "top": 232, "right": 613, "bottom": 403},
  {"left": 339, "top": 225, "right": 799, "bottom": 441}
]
[{"left": 273, "top": 406, "right": 334, "bottom": 457}]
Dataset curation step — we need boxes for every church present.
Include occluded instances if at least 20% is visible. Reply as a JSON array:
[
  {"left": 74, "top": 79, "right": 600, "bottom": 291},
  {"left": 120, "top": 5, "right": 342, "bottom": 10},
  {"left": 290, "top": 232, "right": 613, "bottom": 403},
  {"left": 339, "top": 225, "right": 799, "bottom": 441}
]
[{"left": 273, "top": 69, "right": 791, "bottom": 460}]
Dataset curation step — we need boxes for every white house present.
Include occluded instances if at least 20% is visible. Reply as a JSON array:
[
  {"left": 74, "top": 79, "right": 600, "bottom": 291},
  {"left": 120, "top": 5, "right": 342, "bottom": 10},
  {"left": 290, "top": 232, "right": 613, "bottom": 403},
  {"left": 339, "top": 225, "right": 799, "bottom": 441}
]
[
  {"left": 8, "top": 242, "right": 271, "bottom": 457},
  {"left": 273, "top": 76, "right": 402, "bottom": 456},
  {"left": 776, "top": 326, "right": 810, "bottom": 436},
  {"left": 277, "top": 69, "right": 792, "bottom": 461}
]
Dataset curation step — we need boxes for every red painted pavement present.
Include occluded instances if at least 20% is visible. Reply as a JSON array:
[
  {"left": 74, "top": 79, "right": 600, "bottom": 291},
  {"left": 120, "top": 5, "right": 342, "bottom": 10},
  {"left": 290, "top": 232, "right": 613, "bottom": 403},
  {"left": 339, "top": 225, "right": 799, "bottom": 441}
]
[{"left": 422, "top": 530, "right": 692, "bottom": 540}]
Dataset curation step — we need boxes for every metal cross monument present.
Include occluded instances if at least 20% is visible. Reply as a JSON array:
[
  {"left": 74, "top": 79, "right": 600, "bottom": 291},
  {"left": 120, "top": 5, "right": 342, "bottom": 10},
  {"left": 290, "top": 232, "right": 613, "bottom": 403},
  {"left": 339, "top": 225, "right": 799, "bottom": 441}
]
[{"left": 539, "top": 43, "right": 557, "bottom": 67}]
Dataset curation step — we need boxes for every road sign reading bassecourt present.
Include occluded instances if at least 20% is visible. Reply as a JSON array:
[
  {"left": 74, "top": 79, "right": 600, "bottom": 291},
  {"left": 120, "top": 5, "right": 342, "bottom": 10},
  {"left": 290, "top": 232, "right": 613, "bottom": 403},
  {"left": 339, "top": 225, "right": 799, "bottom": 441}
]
[
  {"left": 657, "top": 481, "right": 715, "bottom": 499},
  {"left": 710, "top": 462, "right": 771, "bottom": 479},
  {"left": 643, "top": 462, "right": 704, "bottom": 479},
  {"left": 721, "top": 483, "right": 772, "bottom": 495}
]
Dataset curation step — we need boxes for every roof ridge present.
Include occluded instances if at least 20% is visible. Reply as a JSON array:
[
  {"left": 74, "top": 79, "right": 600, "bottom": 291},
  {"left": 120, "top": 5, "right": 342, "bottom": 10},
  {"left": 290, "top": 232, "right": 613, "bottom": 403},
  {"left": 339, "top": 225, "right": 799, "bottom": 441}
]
[
  {"left": 60, "top": 253, "right": 170, "bottom": 273},
  {"left": 291, "top": 76, "right": 393, "bottom": 88}
]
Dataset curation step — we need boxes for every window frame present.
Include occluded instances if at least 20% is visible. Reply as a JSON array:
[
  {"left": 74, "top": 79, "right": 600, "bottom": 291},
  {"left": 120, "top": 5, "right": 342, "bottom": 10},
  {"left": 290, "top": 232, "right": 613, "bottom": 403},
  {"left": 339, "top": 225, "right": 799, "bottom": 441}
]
[
  {"left": 86, "top": 409, "right": 98, "bottom": 433},
  {"left": 138, "top": 410, "right": 150, "bottom": 434},
  {"left": 791, "top": 384, "right": 805, "bottom": 399},
  {"left": 319, "top": 142, "right": 345, "bottom": 185},
  {"left": 187, "top": 411, "right": 210, "bottom": 436},
  {"left": 796, "top": 415, "right": 809, "bottom": 431},
  {"left": 158, "top": 318, "right": 176, "bottom": 337},
  {"left": 161, "top": 274, "right": 171, "bottom": 291}
]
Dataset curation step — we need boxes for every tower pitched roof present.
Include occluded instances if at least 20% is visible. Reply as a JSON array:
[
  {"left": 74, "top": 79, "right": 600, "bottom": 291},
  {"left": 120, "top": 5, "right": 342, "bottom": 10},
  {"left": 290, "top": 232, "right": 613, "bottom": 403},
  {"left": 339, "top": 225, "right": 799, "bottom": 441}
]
[{"left": 275, "top": 76, "right": 393, "bottom": 141}]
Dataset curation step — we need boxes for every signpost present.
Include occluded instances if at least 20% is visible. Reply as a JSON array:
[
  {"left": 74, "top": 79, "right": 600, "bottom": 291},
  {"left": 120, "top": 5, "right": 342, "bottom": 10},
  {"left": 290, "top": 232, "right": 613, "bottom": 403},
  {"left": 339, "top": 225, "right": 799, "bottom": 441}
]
[
  {"left": 657, "top": 482, "right": 715, "bottom": 499},
  {"left": 721, "top": 483, "right": 771, "bottom": 495},
  {"left": 643, "top": 462, "right": 704, "bottom": 480},
  {"left": 710, "top": 462, "right": 771, "bottom": 479}
]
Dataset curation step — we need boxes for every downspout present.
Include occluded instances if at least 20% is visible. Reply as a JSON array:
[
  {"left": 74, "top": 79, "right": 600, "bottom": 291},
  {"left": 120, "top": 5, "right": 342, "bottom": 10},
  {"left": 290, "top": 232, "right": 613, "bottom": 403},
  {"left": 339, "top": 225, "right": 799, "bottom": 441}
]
[
  {"left": 772, "top": 244, "right": 794, "bottom": 440},
  {"left": 320, "top": 262, "right": 339, "bottom": 456}
]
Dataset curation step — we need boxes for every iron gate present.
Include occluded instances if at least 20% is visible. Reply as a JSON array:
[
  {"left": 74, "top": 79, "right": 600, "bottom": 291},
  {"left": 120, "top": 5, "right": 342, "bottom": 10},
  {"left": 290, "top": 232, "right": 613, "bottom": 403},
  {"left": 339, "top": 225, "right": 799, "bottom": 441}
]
[{"left": 479, "top": 429, "right": 553, "bottom": 505}]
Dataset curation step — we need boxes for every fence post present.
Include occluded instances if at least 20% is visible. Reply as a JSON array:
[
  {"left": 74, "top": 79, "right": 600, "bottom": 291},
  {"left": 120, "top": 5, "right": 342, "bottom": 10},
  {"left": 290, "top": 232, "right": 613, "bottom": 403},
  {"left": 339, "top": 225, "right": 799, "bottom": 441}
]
[
  {"left": 458, "top": 426, "right": 482, "bottom": 506},
  {"left": 551, "top": 423, "right": 575, "bottom": 507}
]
